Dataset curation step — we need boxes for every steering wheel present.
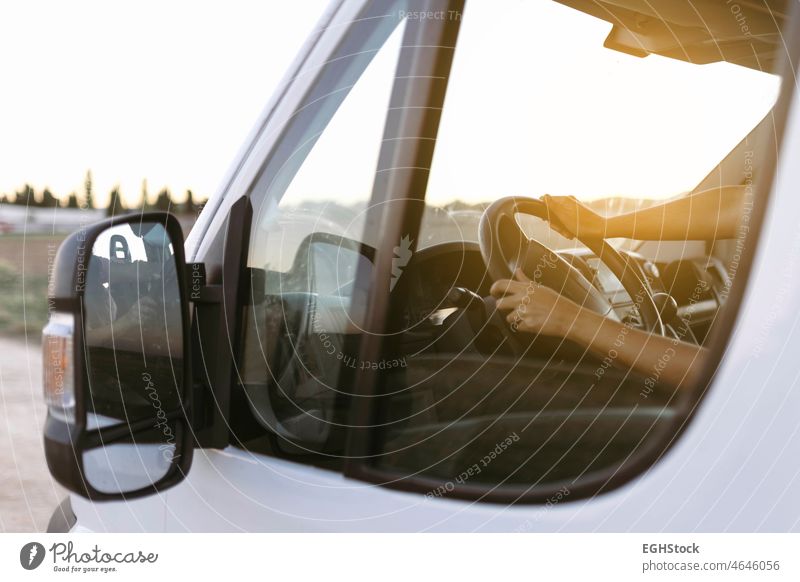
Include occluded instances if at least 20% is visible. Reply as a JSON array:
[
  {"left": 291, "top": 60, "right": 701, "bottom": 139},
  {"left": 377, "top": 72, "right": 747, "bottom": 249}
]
[{"left": 479, "top": 196, "right": 664, "bottom": 335}]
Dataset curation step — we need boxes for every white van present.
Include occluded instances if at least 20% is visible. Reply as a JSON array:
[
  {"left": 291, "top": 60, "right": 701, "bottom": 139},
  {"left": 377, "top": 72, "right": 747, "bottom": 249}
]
[{"left": 42, "top": 0, "right": 800, "bottom": 532}]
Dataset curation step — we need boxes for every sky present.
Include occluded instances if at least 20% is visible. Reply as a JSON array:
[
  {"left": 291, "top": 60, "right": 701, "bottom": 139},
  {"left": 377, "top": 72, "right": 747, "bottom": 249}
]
[
  {"left": 253, "top": 0, "right": 783, "bottom": 208},
  {"left": 0, "top": 0, "right": 328, "bottom": 207},
  {"left": 425, "top": 0, "right": 782, "bottom": 202},
  {"left": 0, "top": 0, "right": 783, "bottom": 209}
]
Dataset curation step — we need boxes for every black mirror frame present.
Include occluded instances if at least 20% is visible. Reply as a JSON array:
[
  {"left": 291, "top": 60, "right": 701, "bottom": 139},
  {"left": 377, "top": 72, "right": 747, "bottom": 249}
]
[{"left": 44, "top": 211, "right": 193, "bottom": 501}]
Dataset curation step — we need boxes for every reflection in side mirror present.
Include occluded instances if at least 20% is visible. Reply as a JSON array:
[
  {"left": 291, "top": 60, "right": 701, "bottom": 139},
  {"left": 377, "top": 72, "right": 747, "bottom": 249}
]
[
  {"left": 84, "top": 221, "right": 183, "bottom": 494},
  {"left": 43, "top": 213, "right": 193, "bottom": 500},
  {"left": 82, "top": 424, "right": 179, "bottom": 495},
  {"left": 307, "top": 235, "right": 374, "bottom": 331}
]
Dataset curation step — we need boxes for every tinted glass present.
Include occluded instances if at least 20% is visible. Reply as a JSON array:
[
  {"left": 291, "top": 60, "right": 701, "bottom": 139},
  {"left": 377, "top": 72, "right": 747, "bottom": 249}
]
[
  {"left": 236, "top": 5, "right": 407, "bottom": 460},
  {"left": 366, "top": 0, "right": 781, "bottom": 499},
  {"left": 83, "top": 220, "right": 183, "bottom": 491}
]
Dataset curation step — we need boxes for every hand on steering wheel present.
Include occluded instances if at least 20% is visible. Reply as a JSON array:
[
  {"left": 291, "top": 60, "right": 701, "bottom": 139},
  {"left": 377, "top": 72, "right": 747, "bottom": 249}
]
[
  {"left": 542, "top": 194, "right": 607, "bottom": 240},
  {"left": 491, "top": 269, "right": 583, "bottom": 338},
  {"left": 478, "top": 196, "right": 664, "bottom": 336}
]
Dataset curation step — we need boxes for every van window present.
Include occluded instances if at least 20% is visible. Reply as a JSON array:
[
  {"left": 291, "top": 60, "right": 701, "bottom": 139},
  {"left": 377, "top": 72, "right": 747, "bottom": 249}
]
[
  {"left": 364, "top": 0, "right": 781, "bottom": 498},
  {"left": 236, "top": 5, "right": 407, "bottom": 459}
]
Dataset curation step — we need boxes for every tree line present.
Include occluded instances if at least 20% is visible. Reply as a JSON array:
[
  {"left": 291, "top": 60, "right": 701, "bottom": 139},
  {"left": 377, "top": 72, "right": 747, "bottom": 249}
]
[{"left": 0, "top": 170, "right": 205, "bottom": 216}]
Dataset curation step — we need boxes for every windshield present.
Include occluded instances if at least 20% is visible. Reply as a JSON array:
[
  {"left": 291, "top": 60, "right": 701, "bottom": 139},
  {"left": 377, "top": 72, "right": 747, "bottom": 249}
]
[
  {"left": 418, "top": 0, "right": 781, "bottom": 249},
  {"left": 252, "top": 0, "right": 781, "bottom": 252}
]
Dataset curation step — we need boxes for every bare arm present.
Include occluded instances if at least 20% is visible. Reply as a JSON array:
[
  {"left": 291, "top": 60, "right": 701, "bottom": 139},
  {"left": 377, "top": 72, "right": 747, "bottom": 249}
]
[
  {"left": 559, "top": 301, "right": 707, "bottom": 388},
  {"left": 544, "top": 185, "right": 745, "bottom": 240},
  {"left": 491, "top": 270, "right": 707, "bottom": 389}
]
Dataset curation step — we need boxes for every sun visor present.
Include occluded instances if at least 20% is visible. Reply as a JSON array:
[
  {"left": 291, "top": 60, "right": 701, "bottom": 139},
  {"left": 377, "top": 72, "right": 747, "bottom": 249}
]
[{"left": 556, "top": 0, "right": 788, "bottom": 73}]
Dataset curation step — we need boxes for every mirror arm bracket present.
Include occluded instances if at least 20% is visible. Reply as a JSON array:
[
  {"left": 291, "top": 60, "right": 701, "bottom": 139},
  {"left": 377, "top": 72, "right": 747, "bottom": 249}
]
[
  {"left": 186, "top": 262, "right": 223, "bottom": 304},
  {"left": 188, "top": 196, "right": 253, "bottom": 450}
]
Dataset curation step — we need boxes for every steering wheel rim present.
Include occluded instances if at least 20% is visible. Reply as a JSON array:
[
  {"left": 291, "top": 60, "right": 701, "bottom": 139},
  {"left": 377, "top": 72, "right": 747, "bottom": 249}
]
[{"left": 479, "top": 196, "right": 664, "bottom": 335}]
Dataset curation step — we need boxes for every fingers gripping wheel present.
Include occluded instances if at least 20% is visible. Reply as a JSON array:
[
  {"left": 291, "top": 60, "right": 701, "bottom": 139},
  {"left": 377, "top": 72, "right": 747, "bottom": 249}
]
[{"left": 479, "top": 196, "right": 664, "bottom": 335}]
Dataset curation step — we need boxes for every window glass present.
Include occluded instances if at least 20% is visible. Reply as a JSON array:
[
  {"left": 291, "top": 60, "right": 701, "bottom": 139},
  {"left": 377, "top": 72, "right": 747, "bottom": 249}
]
[
  {"left": 367, "top": 0, "right": 782, "bottom": 497},
  {"left": 237, "top": 5, "right": 406, "bottom": 458},
  {"left": 416, "top": 0, "right": 779, "bottom": 251}
]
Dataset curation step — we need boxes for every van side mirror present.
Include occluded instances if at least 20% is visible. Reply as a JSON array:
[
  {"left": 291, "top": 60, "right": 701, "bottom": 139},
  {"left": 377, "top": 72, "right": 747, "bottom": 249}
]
[{"left": 43, "top": 213, "right": 193, "bottom": 500}]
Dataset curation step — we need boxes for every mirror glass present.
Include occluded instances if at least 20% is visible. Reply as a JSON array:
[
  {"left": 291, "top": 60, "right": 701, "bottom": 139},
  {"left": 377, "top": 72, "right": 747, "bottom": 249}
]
[
  {"left": 82, "top": 424, "right": 180, "bottom": 494},
  {"left": 309, "top": 239, "right": 373, "bottom": 334},
  {"left": 309, "top": 240, "right": 372, "bottom": 295},
  {"left": 82, "top": 220, "right": 183, "bottom": 493}
]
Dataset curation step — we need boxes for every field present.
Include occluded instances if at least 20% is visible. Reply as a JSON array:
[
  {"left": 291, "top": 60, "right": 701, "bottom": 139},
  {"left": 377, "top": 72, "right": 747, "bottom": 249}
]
[
  {"left": 0, "top": 234, "right": 66, "bottom": 336},
  {"left": 0, "top": 234, "right": 68, "bottom": 530}
]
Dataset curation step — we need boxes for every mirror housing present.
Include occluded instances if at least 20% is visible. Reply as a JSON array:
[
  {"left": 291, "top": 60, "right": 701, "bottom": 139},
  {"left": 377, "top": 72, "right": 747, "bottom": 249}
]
[{"left": 43, "top": 212, "right": 193, "bottom": 500}]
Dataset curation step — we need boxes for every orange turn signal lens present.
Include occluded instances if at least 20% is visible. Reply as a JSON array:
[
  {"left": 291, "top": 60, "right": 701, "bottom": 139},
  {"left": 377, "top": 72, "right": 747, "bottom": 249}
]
[{"left": 42, "top": 312, "right": 75, "bottom": 424}]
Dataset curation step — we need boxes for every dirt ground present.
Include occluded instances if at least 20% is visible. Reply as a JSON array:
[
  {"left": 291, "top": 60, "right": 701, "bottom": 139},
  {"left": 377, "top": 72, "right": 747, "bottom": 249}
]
[{"left": 0, "top": 335, "right": 65, "bottom": 532}]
